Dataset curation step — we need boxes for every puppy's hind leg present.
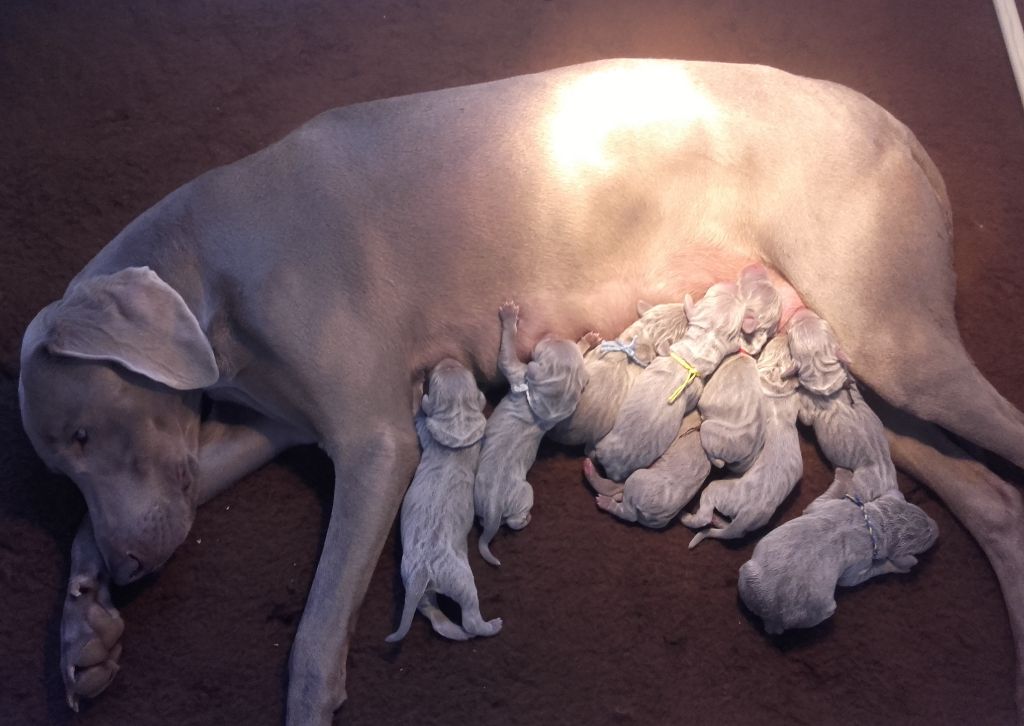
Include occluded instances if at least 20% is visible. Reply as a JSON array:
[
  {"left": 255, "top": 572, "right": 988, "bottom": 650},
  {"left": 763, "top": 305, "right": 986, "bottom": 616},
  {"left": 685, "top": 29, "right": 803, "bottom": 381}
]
[
  {"left": 877, "top": 398, "right": 1024, "bottom": 718},
  {"left": 582, "top": 457, "right": 624, "bottom": 497},
  {"left": 438, "top": 558, "right": 502, "bottom": 638},
  {"left": 417, "top": 592, "right": 470, "bottom": 641}
]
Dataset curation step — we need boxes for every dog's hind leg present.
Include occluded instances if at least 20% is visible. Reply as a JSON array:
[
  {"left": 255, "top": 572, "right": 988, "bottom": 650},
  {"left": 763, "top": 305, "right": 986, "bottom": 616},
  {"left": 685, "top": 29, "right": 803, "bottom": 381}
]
[
  {"left": 285, "top": 403, "right": 419, "bottom": 726},
  {"left": 877, "top": 398, "right": 1024, "bottom": 718},
  {"left": 764, "top": 148, "right": 1024, "bottom": 469},
  {"left": 418, "top": 592, "right": 470, "bottom": 641},
  {"left": 438, "top": 558, "right": 502, "bottom": 638}
]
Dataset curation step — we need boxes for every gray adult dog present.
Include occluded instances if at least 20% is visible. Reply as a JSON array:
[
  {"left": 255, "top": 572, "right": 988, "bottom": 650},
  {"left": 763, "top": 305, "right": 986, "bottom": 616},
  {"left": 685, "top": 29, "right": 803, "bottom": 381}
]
[{"left": 17, "top": 58, "right": 1024, "bottom": 724}]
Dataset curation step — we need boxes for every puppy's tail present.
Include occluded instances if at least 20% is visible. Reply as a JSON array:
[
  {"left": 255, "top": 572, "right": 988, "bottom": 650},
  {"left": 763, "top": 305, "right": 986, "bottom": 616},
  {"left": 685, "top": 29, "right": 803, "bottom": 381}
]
[
  {"left": 688, "top": 530, "right": 709, "bottom": 549},
  {"left": 478, "top": 520, "right": 502, "bottom": 567},
  {"left": 385, "top": 568, "right": 430, "bottom": 643}
]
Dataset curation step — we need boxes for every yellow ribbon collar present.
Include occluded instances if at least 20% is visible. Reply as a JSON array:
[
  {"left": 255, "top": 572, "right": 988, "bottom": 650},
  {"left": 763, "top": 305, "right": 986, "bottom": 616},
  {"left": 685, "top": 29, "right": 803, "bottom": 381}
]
[{"left": 667, "top": 351, "right": 700, "bottom": 404}]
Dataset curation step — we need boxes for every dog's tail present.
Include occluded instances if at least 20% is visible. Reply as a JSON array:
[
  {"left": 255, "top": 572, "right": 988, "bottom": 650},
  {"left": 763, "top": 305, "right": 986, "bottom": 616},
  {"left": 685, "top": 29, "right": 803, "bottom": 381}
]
[
  {"left": 478, "top": 520, "right": 502, "bottom": 567},
  {"left": 688, "top": 529, "right": 709, "bottom": 549},
  {"left": 385, "top": 568, "right": 430, "bottom": 643}
]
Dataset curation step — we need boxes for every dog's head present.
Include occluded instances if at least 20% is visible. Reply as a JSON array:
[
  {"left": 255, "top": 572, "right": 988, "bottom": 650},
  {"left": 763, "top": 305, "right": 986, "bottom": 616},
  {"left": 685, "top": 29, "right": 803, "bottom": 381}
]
[
  {"left": 19, "top": 267, "right": 218, "bottom": 584},
  {"left": 621, "top": 300, "right": 690, "bottom": 364},
  {"left": 524, "top": 337, "right": 589, "bottom": 426},
  {"left": 756, "top": 334, "right": 799, "bottom": 395},
  {"left": 786, "top": 308, "right": 851, "bottom": 396},
  {"left": 735, "top": 264, "right": 782, "bottom": 355},
  {"left": 421, "top": 359, "right": 486, "bottom": 448}
]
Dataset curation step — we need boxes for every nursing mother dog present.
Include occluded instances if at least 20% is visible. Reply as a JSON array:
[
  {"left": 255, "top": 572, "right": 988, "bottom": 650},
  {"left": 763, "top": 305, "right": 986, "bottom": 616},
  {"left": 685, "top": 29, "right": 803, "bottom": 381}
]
[{"left": 18, "top": 59, "right": 1024, "bottom": 725}]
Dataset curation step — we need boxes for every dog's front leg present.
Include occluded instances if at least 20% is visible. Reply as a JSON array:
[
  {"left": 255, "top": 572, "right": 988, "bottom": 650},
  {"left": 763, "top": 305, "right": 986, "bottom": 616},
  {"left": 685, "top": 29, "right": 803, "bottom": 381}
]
[
  {"left": 286, "top": 415, "right": 419, "bottom": 726},
  {"left": 58, "top": 403, "right": 309, "bottom": 711},
  {"left": 197, "top": 401, "right": 313, "bottom": 503}
]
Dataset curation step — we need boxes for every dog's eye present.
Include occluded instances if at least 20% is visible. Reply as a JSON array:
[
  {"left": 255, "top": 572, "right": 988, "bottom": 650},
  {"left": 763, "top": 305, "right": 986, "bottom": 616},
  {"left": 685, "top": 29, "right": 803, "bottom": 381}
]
[{"left": 72, "top": 428, "right": 89, "bottom": 447}]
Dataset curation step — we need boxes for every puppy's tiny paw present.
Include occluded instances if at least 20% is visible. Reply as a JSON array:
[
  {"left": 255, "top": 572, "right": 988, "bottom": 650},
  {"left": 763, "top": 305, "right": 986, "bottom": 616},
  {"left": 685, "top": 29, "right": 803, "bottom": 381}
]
[{"left": 499, "top": 301, "right": 520, "bottom": 323}]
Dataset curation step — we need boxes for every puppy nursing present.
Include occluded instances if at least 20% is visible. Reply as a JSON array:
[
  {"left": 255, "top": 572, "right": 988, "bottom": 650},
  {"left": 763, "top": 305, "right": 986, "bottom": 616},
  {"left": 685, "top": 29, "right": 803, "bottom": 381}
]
[
  {"left": 594, "top": 265, "right": 782, "bottom": 482},
  {"left": 548, "top": 301, "right": 688, "bottom": 453},
  {"left": 682, "top": 336, "right": 803, "bottom": 545},
  {"left": 388, "top": 359, "right": 501, "bottom": 642},
  {"left": 394, "top": 278, "right": 936, "bottom": 646},
  {"left": 473, "top": 302, "right": 591, "bottom": 566}
]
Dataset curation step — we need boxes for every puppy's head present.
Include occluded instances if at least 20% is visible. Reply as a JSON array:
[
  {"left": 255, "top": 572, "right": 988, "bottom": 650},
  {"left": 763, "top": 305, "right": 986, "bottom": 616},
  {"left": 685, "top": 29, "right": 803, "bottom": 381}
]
[
  {"left": 19, "top": 267, "right": 217, "bottom": 584},
  {"left": 786, "top": 308, "right": 851, "bottom": 396},
  {"left": 873, "top": 493, "right": 939, "bottom": 567},
  {"left": 421, "top": 359, "right": 486, "bottom": 448},
  {"left": 620, "top": 301, "right": 689, "bottom": 364},
  {"left": 524, "top": 338, "right": 589, "bottom": 425},
  {"left": 756, "top": 334, "right": 799, "bottom": 395},
  {"left": 736, "top": 264, "right": 782, "bottom": 354}
]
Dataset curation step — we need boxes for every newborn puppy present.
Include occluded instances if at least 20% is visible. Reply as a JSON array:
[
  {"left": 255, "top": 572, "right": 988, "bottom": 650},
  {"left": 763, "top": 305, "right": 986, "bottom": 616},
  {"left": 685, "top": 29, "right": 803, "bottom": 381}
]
[
  {"left": 738, "top": 486, "right": 939, "bottom": 634},
  {"left": 683, "top": 335, "right": 804, "bottom": 545},
  {"left": 697, "top": 353, "right": 765, "bottom": 472},
  {"left": 387, "top": 359, "right": 501, "bottom": 643},
  {"left": 595, "top": 269, "right": 781, "bottom": 481},
  {"left": 474, "top": 302, "right": 592, "bottom": 566},
  {"left": 585, "top": 410, "right": 710, "bottom": 528},
  {"left": 548, "top": 300, "right": 688, "bottom": 453},
  {"left": 789, "top": 308, "right": 897, "bottom": 500}
]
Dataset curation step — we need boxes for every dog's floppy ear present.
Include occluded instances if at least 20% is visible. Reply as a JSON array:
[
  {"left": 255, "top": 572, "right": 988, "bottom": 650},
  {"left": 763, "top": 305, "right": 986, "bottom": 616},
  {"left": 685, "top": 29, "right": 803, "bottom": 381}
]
[{"left": 44, "top": 267, "right": 218, "bottom": 390}]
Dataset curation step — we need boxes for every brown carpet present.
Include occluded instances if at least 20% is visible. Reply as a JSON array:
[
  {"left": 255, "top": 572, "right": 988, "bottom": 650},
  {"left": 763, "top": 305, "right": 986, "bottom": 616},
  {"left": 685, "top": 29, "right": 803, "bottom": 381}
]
[{"left": 2, "top": 1, "right": 1023, "bottom": 724}]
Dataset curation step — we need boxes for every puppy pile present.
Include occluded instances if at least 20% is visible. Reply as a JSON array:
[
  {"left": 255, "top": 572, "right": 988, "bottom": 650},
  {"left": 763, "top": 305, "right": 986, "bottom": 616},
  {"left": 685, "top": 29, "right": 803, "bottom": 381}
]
[{"left": 389, "top": 264, "right": 938, "bottom": 643}]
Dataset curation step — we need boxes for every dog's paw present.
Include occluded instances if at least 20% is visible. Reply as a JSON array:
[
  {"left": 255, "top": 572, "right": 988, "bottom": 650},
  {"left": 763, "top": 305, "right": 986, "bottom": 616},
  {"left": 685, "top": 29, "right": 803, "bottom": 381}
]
[
  {"left": 581, "top": 331, "right": 602, "bottom": 348},
  {"left": 61, "top": 573, "right": 124, "bottom": 711},
  {"left": 499, "top": 301, "right": 520, "bottom": 325}
]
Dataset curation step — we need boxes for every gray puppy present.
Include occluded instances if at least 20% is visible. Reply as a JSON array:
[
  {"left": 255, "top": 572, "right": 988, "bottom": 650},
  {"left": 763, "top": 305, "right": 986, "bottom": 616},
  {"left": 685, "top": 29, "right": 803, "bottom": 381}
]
[
  {"left": 697, "top": 352, "right": 766, "bottom": 473},
  {"left": 548, "top": 301, "right": 688, "bottom": 452},
  {"left": 474, "top": 302, "right": 593, "bottom": 566},
  {"left": 584, "top": 410, "right": 710, "bottom": 528},
  {"left": 738, "top": 482, "right": 939, "bottom": 634},
  {"left": 790, "top": 308, "right": 897, "bottom": 501},
  {"left": 386, "top": 359, "right": 501, "bottom": 643},
  {"left": 683, "top": 335, "right": 804, "bottom": 545},
  {"left": 595, "top": 267, "right": 781, "bottom": 481}
]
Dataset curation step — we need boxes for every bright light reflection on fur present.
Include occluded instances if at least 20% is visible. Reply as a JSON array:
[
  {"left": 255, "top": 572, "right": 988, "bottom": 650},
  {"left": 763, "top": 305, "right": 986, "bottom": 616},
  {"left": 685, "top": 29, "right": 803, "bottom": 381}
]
[{"left": 546, "top": 64, "right": 719, "bottom": 175}]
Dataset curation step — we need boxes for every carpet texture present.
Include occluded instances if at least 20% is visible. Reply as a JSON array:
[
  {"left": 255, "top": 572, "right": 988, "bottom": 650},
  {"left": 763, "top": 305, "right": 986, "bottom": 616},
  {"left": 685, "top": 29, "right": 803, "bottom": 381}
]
[{"left": 2, "top": 1, "right": 1023, "bottom": 724}]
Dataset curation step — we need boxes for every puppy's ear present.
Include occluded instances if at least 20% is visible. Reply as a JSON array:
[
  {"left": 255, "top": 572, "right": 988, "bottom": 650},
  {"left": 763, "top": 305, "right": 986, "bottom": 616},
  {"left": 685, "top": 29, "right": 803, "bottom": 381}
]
[
  {"left": 781, "top": 360, "right": 799, "bottom": 379},
  {"left": 45, "top": 267, "right": 218, "bottom": 390},
  {"left": 636, "top": 299, "right": 652, "bottom": 317},
  {"left": 683, "top": 293, "right": 696, "bottom": 320}
]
